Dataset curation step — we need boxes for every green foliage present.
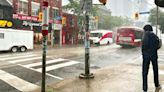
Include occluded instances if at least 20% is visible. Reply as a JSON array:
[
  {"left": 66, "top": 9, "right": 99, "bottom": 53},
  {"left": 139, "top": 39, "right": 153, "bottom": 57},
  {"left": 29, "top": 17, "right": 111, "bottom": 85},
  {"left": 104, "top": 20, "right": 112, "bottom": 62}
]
[
  {"left": 62, "top": 0, "right": 131, "bottom": 30},
  {"left": 149, "top": 8, "right": 164, "bottom": 33}
]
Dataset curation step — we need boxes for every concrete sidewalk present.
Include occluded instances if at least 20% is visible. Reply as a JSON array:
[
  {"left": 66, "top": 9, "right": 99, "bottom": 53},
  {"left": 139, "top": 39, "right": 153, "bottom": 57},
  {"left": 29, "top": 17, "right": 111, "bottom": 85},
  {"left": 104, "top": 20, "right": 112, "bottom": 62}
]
[{"left": 34, "top": 63, "right": 164, "bottom": 92}]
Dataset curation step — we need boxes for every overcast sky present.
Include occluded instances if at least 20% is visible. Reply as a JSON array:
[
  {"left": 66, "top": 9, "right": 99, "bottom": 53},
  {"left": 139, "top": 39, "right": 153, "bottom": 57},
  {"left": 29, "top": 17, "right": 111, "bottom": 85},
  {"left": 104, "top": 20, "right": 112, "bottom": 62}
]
[{"left": 62, "top": 0, "right": 156, "bottom": 9}]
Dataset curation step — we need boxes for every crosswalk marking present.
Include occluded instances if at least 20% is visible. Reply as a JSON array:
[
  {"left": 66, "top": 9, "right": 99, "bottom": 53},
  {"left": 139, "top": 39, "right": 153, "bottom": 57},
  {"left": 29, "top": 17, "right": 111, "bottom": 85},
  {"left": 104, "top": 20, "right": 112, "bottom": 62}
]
[
  {"left": 23, "top": 58, "right": 66, "bottom": 68},
  {"left": 159, "top": 70, "right": 164, "bottom": 75},
  {"left": 8, "top": 57, "right": 42, "bottom": 63},
  {"left": 0, "top": 52, "right": 34, "bottom": 58},
  {"left": 18, "top": 64, "right": 63, "bottom": 80},
  {"left": 0, "top": 70, "right": 40, "bottom": 92},
  {"left": 36, "top": 61, "right": 80, "bottom": 72},
  {"left": 0, "top": 54, "right": 37, "bottom": 61}
]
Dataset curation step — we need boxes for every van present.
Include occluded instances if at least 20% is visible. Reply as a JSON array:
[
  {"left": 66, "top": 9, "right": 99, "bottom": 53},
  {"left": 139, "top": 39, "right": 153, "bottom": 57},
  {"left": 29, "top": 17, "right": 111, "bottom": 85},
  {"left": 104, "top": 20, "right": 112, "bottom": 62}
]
[{"left": 89, "top": 30, "right": 113, "bottom": 45}]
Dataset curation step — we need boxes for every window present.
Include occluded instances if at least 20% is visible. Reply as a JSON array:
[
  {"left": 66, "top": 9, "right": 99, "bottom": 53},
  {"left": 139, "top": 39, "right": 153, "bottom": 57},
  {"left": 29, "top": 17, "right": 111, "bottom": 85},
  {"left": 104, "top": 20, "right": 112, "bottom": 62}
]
[
  {"left": 70, "top": 18, "right": 74, "bottom": 27},
  {"left": 31, "top": 2, "right": 40, "bottom": 16},
  {"left": 0, "top": 9, "right": 3, "bottom": 19},
  {"left": 52, "top": 9, "right": 59, "bottom": 19},
  {"left": 31, "top": 0, "right": 40, "bottom": 2},
  {"left": 0, "top": 33, "right": 4, "bottom": 39},
  {"left": 18, "top": 0, "right": 28, "bottom": 15},
  {"left": 8, "top": 0, "right": 13, "bottom": 4},
  {"left": 135, "top": 31, "right": 143, "bottom": 39}
]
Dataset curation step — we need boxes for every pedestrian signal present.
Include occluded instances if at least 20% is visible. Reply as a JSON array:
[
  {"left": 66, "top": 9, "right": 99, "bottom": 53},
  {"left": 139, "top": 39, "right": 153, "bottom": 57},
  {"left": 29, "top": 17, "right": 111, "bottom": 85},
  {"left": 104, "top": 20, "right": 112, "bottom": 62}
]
[{"left": 99, "top": 0, "right": 107, "bottom": 5}]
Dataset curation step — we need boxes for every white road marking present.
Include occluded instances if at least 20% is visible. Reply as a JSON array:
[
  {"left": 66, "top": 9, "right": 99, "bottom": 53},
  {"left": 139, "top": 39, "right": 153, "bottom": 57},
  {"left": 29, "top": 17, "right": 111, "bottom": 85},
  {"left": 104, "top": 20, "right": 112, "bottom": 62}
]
[
  {"left": 0, "top": 70, "right": 40, "bottom": 92},
  {"left": 0, "top": 54, "right": 37, "bottom": 61},
  {"left": 18, "top": 64, "right": 63, "bottom": 80},
  {"left": 159, "top": 70, "right": 164, "bottom": 75},
  {"left": 23, "top": 58, "right": 66, "bottom": 68},
  {"left": 36, "top": 61, "right": 80, "bottom": 72},
  {"left": 8, "top": 57, "right": 42, "bottom": 63},
  {"left": 0, "top": 52, "right": 34, "bottom": 58}
]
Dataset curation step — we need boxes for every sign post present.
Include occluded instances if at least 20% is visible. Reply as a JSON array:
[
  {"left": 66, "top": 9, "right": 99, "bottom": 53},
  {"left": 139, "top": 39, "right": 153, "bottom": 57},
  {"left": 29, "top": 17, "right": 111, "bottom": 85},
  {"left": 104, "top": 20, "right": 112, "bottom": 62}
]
[
  {"left": 41, "top": 1, "right": 48, "bottom": 92},
  {"left": 79, "top": 0, "right": 94, "bottom": 79}
]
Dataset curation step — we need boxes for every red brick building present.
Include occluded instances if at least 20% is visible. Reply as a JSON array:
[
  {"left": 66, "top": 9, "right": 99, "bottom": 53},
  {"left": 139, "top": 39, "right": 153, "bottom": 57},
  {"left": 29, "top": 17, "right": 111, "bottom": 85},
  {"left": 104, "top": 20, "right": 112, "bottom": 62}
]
[
  {"left": 8, "top": 0, "right": 62, "bottom": 44},
  {"left": 7, "top": 0, "right": 79, "bottom": 45},
  {"left": 62, "top": 12, "right": 79, "bottom": 45}
]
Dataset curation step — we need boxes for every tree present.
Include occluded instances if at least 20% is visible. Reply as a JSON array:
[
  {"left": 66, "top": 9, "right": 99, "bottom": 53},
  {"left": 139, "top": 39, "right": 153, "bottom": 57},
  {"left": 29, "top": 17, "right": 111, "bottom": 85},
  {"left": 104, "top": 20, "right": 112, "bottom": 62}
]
[
  {"left": 149, "top": 8, "right": 164, "bottom": 33},
  {"left": 62, "top": 0, "right": 131, "bottom": 30}
]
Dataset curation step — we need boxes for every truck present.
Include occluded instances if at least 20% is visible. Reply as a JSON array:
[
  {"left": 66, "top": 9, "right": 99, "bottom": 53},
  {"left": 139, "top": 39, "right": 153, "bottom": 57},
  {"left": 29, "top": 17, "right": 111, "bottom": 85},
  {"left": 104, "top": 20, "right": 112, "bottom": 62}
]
[
  {"left": 0, "top": 28, "right": 34, "bottom": 52},
  {"left": 89, "top": 30, "right": 113, "bottom": 45}
]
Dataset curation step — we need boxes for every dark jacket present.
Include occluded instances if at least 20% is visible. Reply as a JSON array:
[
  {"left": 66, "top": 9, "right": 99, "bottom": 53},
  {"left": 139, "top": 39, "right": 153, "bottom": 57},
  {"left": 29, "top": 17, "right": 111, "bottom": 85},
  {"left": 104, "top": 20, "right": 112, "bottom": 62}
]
[{"left": 142, "top": 31, "right": 159, "bottom": 58}]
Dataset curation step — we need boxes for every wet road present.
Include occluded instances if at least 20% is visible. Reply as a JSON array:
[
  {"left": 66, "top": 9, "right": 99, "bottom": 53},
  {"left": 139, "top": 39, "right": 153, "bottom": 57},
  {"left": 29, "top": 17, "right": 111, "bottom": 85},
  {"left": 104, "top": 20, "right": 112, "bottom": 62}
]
[{"left": 0, "top": 44, "right": 142, "bottom": 92}]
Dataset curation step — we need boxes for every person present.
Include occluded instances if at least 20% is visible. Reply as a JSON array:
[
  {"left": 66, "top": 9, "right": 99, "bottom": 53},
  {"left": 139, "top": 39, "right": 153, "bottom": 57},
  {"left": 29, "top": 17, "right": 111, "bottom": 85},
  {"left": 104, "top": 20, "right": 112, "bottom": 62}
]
[{"left": 142, "top": 24, "right": 161, "bottom": 92}]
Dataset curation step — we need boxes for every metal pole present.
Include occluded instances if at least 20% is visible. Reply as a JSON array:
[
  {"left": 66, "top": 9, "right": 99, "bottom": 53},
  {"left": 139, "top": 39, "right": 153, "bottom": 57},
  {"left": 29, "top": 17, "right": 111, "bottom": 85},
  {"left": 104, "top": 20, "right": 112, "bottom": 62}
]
[
  {"left": 41, "top": 1, "right": 48, "bottom": 92},
  {"left": 60, "top": 29, "right": 62, "bottom": 47},
  {"left": 156, "top": 6, "right": 159, "bottom": 35},
  {"left": 79, "top": 11, "right": 94, "bottom": 79},
  {"left": 51, "top": 24, "right": 54, "bottom": 47}
]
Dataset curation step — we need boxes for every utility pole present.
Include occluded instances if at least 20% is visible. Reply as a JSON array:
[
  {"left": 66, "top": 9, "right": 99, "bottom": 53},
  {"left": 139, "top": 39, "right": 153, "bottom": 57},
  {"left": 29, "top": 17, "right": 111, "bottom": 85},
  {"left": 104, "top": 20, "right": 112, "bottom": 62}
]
[
  {"left": 79, "top": 0, "right": 94, "bottom": 79},
  {"left": 156, "top": 6, "right": 159, "bottom": 35},
  {"left": 41, "top": 1, "right": 48, "bottom": 92}
]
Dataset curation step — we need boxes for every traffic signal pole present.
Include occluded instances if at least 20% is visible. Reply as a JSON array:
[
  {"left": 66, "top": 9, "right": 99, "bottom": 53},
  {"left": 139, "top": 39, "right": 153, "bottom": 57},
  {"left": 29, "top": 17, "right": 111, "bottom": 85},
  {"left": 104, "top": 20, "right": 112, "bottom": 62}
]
[
  {"left": 41, "top": 1, "right": 48, "bottom": 92},
  {"left": 79, "top": 0, "right": 94, "bottom": 79}
]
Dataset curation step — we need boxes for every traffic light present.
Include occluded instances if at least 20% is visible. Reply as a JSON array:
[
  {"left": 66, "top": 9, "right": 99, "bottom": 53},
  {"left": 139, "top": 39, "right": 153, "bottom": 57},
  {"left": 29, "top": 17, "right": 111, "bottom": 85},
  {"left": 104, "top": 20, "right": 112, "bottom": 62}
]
[
  {"left": 155, "top": 0, "right": 164, "bottom": 7},
  {"left": 38, "top": 12, "right": 43, "bottom": 22},
  {"left": 62, "top": 17, "right": 66, "bottom": 25},
  {"left": 99, "top": 0, "right": 107, "bottom": 5},
  {"left": 134, "top": 13, "right": 139, "bottom": 20}
]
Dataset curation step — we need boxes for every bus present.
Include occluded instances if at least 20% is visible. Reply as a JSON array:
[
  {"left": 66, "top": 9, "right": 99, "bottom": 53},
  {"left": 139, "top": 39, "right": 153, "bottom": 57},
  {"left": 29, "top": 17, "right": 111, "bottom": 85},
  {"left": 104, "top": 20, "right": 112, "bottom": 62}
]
[
  {"left": 89, "top": 30, "right": 113, "bottom": 45},
  {"left": 116, "top": 26, "right": 144, "bottom": 47}
]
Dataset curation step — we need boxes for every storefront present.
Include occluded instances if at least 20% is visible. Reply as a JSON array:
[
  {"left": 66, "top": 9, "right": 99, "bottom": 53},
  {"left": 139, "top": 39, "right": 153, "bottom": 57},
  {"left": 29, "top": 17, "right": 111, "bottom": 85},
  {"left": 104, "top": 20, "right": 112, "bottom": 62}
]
[{"left": 0, "top": 0, "right": 13, "bottom": 27}]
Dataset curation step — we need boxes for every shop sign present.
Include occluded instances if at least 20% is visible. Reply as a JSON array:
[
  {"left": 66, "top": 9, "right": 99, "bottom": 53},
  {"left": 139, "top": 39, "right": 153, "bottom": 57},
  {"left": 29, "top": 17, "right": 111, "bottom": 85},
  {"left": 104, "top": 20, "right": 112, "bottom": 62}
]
[
  {"left": 23, "top": 21, "right": 42, "bottom": 27},
  {"left": 54, "top": 24, "right": 62, "bottom": 30},
  {"left": 0, "top": 20, "right": 13, "bottom": 28},
  {"left": 13, "top": 14, "right": 39, "bottom": 22}
]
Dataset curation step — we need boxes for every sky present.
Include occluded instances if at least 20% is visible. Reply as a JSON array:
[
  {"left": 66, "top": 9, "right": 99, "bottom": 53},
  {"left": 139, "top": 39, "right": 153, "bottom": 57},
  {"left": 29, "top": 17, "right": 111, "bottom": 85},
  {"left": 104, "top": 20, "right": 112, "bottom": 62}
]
[{"left": 62, "top": 0, "right": 156, "bottom": 10}]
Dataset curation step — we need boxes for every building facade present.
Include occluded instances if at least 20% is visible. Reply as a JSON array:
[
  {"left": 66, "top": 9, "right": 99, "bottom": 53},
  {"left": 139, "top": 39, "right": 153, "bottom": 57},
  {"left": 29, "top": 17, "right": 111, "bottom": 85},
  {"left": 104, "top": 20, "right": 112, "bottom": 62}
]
[
  {"left": 62, "top": 12, "right": 79, "bottom": 45},
  {"left": 0, "top": 0, "right": 13, "bottom": 28},
  {"left": 7, "top": 0, "right": 62, "bottom": 44}
]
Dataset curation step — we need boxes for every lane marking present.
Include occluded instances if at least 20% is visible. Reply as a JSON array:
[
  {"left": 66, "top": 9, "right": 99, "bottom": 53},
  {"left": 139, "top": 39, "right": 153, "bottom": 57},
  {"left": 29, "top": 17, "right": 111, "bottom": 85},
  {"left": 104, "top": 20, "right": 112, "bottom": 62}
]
[
  {"left": 0, "top": 54, "right": 37, "bottom": 61},
  {"left": 18, "top": 64, "right": 63, "bottom": 80},
  {"left": 0, "top": 70, "right": 40, "bottom": 92},
  {"left": 36, "top": 61, "right": 80, "bottom": 72},
  {"left": 159, "top": 70, "right": 164, "bottom": 75},
  {"left": 0, "top": 52, "right": 34, "bottom": 58},
  {"left": 8, "top": 57, "right": 42, "bottom": 63},
  {"left": 23, "top": 58, "right": 66, "bottom": 68}
]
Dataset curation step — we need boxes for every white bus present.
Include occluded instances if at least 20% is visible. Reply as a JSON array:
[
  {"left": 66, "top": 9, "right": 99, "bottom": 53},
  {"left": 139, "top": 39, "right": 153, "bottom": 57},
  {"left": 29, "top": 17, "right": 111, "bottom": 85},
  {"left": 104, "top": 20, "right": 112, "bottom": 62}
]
[
  {"left": 89, "top": 30, "right": 113, "bottom": 45},
  {"left": 0, "top": 28, "right": 34, "bottom": 52}
]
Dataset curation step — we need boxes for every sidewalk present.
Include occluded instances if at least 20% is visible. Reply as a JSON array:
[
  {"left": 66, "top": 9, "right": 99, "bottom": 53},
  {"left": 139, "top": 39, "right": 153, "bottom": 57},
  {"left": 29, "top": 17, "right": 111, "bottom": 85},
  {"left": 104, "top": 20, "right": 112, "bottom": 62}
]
[
  {"left": 32, "top": 43, "right": 164, "bottom": 92},
  {"left": 33, "top": 44, "right": 83, "bottom": 51},
  {"left": 34, "top": 63, "right": 164, "bottom": 92}
]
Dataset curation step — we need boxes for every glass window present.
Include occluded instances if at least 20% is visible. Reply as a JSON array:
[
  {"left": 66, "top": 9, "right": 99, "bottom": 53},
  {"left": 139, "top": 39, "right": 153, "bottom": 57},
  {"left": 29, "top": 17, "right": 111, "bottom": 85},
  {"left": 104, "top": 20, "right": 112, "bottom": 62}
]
[
  {"left": 90, "top": 33, "right": 102, "bottom": 37},
  {"left": 52, "top": 9, "right": 59, "bottom": 19},
  {"left": 0, "top": 9, "right": 3, "bottom": 19},
  {"left": 8, "top": 0, "right": 13, "bottom": 3},
  {"left": 0, "top": 33, "right": 4, "bottom": 39},
  {"left": 31, "top": 0, "right": 40, "bottom": 2},
  {"left": 31, "top": 2, "right": 40, "bottom": 16},
  {"left": 18, "top": 0, "right": 28, "bottom": 15},
  {"left": 70, "top": 18, "right": 74, "bottom": 27}
]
